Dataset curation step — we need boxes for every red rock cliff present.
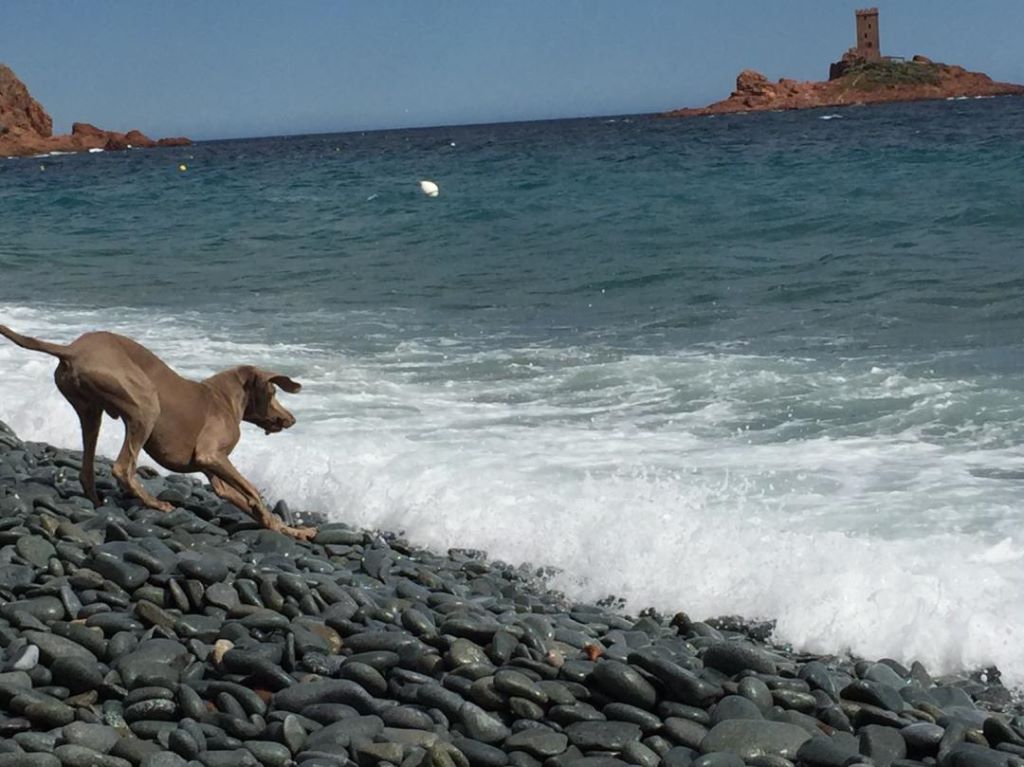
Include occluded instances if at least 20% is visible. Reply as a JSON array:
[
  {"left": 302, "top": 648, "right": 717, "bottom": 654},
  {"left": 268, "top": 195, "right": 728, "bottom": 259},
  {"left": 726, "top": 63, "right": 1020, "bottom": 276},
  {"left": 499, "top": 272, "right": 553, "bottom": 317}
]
[{"left": 0, "top": 64, "right": 191, "bottom": 157}]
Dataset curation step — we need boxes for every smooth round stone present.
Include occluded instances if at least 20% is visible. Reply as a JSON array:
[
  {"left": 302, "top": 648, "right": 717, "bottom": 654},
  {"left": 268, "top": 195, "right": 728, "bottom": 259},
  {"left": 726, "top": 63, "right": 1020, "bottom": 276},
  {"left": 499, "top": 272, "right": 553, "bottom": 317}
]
[
  {"left": 195, "top": 750, "right": 258, "bottom": 767},
  {"left": 985, "top": 718, "right": 1024, "bottom": 750},
  {"left": 0, "top": 564, "right": 35, "bottom": 589},
  {"left": 555, "top": 758, "right": 626, "bottom": 767},
  {"left": 178, "top": 556, "right": 229, "bottom": 584},
  {"left": 658, "top": 702, "right": 711, "bottom": 725},
  {"left": 662, "top": 746, "right": 699, "bottom": 767},
  {"left": 900, "top": 723, "right": 945, "bottom": 753},
  {"left": 239, "top": 610, "right": 290, "bottom": 632},
  {"left": 53, "top": 622, "right": 107, "bottom": 659},
  {"left": 447, "top": 638, "right": 491, "bottom": 668},
  {"left": 3, "top": 596, "right": 64, "bottom": 623},
  {"left": 139, "top": 750, "right": 189, "bottom": 767},
  {"left": 591, "top": 660, "right": 657, "bottom": 710},
  {"left": 0, "top": 755, "right": 61, "bottom": 767},
  {"left": 859, "top": 725, "right": 907, "bottom": 767},
  {"left": 693, "top": 755, "right": 748, "bottom": 767},
  {"left": 664, "top": 717, "right": 711, "bottom": 750},
  {"left": 314, "top": 528, "right": 365, "bottom": 545},
  {"left": 772, "top": 689, "right": 818, "bottom": 713},
  {"left": 14, "top": 731, "right": 58, "bottom": 752},
  {"left": 841, "top": 681, "right": 906, "bottom": 713},
  {"left": 281, "top": 714, "right": 307, "bottom": 753},
  {"left": 459, "top": 702, "right": 510, "bottom": 744},
  {"left": 168, "top": 729, "right": 200, "bottom": 760},
  {"left": 204, "top": 583, "right": 239, "bottom": 611},
  {"left": 699, "top": 721, "right": 812, "bottom": 760},
  {"left": 274, "top": 679, "right": 380, "bottom": 716},
  {"left": 494, "top": 669, "right": 548, "bottom": 706},
  {"left": 304, "top": 716, "right": 384, "bottom": 750},
  {"left": 125, "top": 687, "right": 175, "bottom": 706},
  {"left": 711, "top": 696, "right": 764, "bottom": 725},
  {"left": 54, "top": 744, "right": 132, "bottom": 767},
  {"left": 548, "top": 703, "right": 606, "bottom": 726},
  {"left": 178, "top": 685, "right": 207, "bottom": 720},
  {"left": 276, "top": 572, "right": 310, "bottom": 599},
  {"left": 738, "top": 676, "right": 774, "bottom": 710},
  {"left": 509, "top": 697, "right": 545, "bottom": 720},
  {"left": 134, "top": 601, "right": 177, "bottom": 630},
  {"left": 16, "top": 535, "right": 57, "bottom": 568},
  {"left": 381, "top": 705, "right": 435, "bottom": 731},
  {"left": 245, "top": 740, "right": 293, "bottom": 767},
  {"left": 402, "top": 608, "right": 437, "bottom": 637},
  {"left": 88, "top": 553, "right": 149, "bottom": 590},
  {"left": 59, "top": 585, "right": 83, "bottom": 621},
  {"left": 622, "top": 741, "right": 660, "bottom": 767},
  {"left": 337, "top": 661, "right": 387, "bottom": 697},
  {"left": 85, "top": 612, "right": 144, "bottom": 635},
  {"left": 21, "top": 698, "right": 75, "bottom": 728},
  {"left": 453, "top": 738, "right": 509, "bottom": 767},
  {"left": 703, "top": 642, "right": 778, "bottom": 677},
  {"left": 929, "top": 686, "right": 975, "bottom": 710},
  {"left": 174, "top": 614, "right": 222, "bottom": 642},
  {"left": 115, "top": 639, "right": 191, "bottom": 689},
  {"left": 354, "top": 742, "right": 405, "bottom": 767},
  {"left": 795, "top": 735, "right": 861, "bottom": 767},
  {"left": 646, "top": 658, "right": 723, "bottom": 707},
  {"left": 61, "top": 722, "right": 122, "bottom": 753},
  {"left": 439, "top": 615, "right": 503, "bottom": 643},
  {"left": 602, "top": 703, "right": 662, "bottom": 733},
  {"left": 505, "top": 730, "right": 569, "bottom": 758},
  {"left": 8, "top": 643, "right": 40, "bottom": 671},
  {"left": 937, "top": 743, "right": 1014, "bottom": 767},
  {"left": 566, "top": 721, "right": 643, "bottom": 750}
]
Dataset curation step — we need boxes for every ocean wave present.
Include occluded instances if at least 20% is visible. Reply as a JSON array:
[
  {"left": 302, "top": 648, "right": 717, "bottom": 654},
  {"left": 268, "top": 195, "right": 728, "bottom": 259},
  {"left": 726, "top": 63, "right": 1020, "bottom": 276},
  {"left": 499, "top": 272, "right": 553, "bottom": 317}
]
[{"left": 3, "top": 303, "right": 1024, "bottom": 683}]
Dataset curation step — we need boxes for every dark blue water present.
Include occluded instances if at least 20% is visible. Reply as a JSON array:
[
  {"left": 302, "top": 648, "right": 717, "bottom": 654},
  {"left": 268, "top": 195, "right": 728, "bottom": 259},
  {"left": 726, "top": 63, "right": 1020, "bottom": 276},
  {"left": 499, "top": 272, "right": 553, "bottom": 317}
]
[{"left": 2, "top": 96, "right": 1024, "bottom": 679}]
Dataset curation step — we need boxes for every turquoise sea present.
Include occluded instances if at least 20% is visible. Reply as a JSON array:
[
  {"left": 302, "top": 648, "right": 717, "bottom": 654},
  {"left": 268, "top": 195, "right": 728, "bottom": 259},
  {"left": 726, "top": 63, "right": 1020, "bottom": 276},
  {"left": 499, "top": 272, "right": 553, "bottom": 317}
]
[{"left": 2, "top": 97, "right": 1024, "bottom": 681}]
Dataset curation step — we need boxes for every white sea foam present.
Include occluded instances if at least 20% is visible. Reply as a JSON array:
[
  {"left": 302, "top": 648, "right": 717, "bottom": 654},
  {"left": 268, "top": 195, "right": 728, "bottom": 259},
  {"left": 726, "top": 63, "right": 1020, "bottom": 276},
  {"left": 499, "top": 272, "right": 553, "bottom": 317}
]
[{"left": 2, "top": 304, "right": 1024, "bottom": 684}]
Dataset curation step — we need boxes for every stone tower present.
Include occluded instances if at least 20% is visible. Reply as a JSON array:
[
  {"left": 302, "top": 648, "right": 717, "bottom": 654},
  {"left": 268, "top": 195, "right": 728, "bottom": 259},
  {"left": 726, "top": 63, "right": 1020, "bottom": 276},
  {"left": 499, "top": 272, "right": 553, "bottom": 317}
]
[{"left": 855, "top": 7, "right": 881, "bottom": 60}]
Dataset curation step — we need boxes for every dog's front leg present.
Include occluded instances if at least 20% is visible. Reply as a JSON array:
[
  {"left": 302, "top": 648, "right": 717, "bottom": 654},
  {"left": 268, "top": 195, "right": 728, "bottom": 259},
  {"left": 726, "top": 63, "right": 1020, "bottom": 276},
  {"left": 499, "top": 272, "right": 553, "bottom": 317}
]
[{"left": 198, "top": 453, "right": 316, "bottom": 541}]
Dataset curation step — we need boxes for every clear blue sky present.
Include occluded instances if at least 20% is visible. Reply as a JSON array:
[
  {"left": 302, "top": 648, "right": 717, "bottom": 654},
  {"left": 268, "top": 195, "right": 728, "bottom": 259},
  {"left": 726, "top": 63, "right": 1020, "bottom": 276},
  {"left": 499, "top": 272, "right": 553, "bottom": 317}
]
[{"left": 3, "top": 1, "right": 1022, "bottom": 140}]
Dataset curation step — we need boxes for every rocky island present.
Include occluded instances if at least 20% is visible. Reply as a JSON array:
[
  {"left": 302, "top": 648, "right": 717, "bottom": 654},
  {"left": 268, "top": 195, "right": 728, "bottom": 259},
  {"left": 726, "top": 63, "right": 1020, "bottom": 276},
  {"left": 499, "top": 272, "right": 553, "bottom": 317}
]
[
  {"left": 0, "top": 64, "right": 190, "bottom": 158},
  {"left": 665, "top": 8, "right": 1024, "bottom": 119}
]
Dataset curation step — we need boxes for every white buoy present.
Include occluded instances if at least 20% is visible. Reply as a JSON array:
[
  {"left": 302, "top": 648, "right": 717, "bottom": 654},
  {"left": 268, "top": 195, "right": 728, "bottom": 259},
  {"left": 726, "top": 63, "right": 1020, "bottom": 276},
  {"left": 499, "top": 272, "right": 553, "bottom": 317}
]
[{"left": 419, "top": 179, "right": 439, "bottom": 198}]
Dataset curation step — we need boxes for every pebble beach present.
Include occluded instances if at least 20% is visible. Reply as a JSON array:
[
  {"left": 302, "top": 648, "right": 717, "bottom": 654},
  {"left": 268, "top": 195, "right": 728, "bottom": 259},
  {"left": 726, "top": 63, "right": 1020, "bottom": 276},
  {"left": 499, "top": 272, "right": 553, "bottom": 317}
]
[{"left": 0, "top": 418, "right": 1021, "bottom": 767}]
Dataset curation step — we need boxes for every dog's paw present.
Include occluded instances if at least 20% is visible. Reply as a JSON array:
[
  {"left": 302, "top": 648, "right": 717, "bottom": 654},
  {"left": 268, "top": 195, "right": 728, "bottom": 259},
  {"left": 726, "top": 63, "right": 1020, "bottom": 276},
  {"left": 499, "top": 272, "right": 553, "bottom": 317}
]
[
  {"left": 281, "top": 525, "right": 318, "bottom": 541},
  {"left": 153, "top": 500, "right": 175, "bottom": 513}
]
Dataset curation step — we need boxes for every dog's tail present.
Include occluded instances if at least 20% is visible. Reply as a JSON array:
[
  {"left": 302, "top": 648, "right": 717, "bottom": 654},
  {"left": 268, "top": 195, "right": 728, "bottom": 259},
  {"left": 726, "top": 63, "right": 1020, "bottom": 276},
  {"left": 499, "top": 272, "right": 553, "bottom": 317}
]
[{"left": 0, "top": 325, "right": 72, "bottom": 359}]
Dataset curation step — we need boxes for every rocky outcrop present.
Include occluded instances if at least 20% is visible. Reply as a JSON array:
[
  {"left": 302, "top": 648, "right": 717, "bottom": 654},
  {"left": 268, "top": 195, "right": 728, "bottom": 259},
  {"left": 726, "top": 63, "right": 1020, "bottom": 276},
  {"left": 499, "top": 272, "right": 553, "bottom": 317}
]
[
  {"left": 0, "top": 64, "right": 191, "bottom": 157},
  {"left": 665, "top": 58, "right": 1024, "bottom": 118},
  {"left": 0, "top": 64, "right": 52, "bottom": 137}
]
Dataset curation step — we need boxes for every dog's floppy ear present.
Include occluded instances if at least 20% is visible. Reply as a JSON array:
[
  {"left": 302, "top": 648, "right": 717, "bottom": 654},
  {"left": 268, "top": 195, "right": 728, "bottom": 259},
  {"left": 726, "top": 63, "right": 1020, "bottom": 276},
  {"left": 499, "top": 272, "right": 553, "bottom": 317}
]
[{"left": 267, "top": 373, "right": 302, "bottom": 393}]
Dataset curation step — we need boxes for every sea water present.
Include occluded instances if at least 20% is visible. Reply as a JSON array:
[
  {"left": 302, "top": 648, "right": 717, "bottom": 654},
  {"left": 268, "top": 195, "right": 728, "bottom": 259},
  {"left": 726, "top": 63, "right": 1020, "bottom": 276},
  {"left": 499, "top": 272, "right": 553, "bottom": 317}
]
[{"left": 2, "top": 97, "right": 1023, "bottom": 682}]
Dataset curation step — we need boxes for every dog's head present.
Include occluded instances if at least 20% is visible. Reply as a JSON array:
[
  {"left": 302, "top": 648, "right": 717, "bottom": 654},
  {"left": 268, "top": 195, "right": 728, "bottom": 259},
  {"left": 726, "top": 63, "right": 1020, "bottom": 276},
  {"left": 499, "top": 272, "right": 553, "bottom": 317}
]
[{"left": 240, "top": 367, "right": 302, "bottom": 434}]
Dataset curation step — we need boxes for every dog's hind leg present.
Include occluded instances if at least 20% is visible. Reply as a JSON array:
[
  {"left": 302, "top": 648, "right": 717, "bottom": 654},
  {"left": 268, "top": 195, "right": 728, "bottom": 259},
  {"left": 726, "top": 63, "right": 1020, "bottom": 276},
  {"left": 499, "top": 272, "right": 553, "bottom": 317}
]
[
  {"left": 112, "top": 414, "right": 173, "bottom": 513},
  {"left": 75, "top": 404, "right": 103, "bottom": 506},
  {"left": 55, "top": 362, "right": 104, "bottom": 506}
]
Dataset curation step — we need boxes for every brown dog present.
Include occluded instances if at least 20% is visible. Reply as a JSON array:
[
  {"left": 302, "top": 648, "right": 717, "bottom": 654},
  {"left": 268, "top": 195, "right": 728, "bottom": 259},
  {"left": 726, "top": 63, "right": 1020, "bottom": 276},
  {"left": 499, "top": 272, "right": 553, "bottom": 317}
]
[{"left": 0, "top": 325, "right": 316, "bottom": 540}]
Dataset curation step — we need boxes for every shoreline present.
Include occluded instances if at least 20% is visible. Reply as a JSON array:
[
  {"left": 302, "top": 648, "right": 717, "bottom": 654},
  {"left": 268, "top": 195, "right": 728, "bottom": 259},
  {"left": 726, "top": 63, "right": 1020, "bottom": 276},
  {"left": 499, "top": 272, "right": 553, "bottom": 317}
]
[{"left": 0, "top": 418, "right": 1021, "bottom": 766}]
